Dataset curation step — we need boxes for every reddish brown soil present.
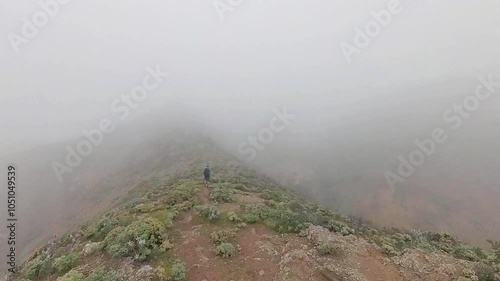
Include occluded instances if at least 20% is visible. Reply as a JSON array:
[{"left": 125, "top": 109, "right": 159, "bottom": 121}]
[
  {"left": 357, "top": 247, "right": 402, "bottom": 281},
  {"left": 173, "top": 185, "right": 282, "bottom": 281}
]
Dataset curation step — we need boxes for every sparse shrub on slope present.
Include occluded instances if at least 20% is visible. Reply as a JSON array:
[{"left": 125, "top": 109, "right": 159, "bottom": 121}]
[
  {"left": 381, "top": 243, "right": 399, "bottom": 256},
  {"left": 242, "top": 213, "right": 259, "bottom": 224},
  {"left": 86, "top": 267, "right": 123, "bottom": 281},
  {"left": 195, "top": 204, "right": 220, "bottom": 221},
  {"left": 104, "top": 217, "right": 164, "bottom": 261},
  {"left": 166, "top": 180, "right": 199, "bottom": 205},
  {"left": 474, "top": 263, "right": 499, "bottom": 281},
  {"left": 53, "top": 252, "right": 81, "bottom": 272},
  {"left": 170, "top": 260, "right": 186, "bottom": 281},
  {"left": 134, "top": 203, "right": 157, "bottom": 213},
  {"left": 210, "top": 229, "right": 236, "bottom": 245},
  {"left": 210, "top": 187, "right": 235, "bottom": 202},
  {"left": 155, "top": 259, "right": 186, "bottom": 281},
  {"left": 232, "top": 183, "right": 252, "bottom": 192},
  {"left": 327, "top": 220, "right": 355, "bottom": 236},
  {"left": 453, "top": 245, "right": 482, "bottom": 262},
  {"left": 318, "top": 241, "right": 342, "bottom": 256},
  {"left": 419, "top": 231, "right": 458, "bottom": 253},
  {"left": 154, "top": 266, "right": 168, "bottom": 280},
  {"left": 240, "top": 201, "right": 308, "bottom": 233},
  {"left": 227, "top": 212, "right": 242, "bottom": 222},
  {"left": 487, "top": 240, "right": 500, "bottom": 264},
  {"left": 164, "top": 209, "right": 179, "bottom": 228},
  {"left": 265, "top": 205, "right": 307, "bottom": 234},
  {"left": 122, "top": 197, "right": 147, "bottom": 210},
  {"left": 22, "top": 252, "right": 53, "bottom": 279},
  {"left": 372, "top": 228, "right": 466, "bottom": 258},
  {"left": 58, "top": 233, "right": 73, "bottom": 246},
  {"left": 243, "top": 203, "right": 270, "bottom": 220},
  {"left": 408, "top": 229, "right": 424, "bottom": 242},
  {"left": 57, "top": 270, "right": 84, "bottom": 281},
  {"left": 488, "top": 240, "right": 500, "bottom": 250},
  {"left": 260, "top": 188, "right": 293, "bottom": 202},
  {"left": 81, "top": 214, "right": 118, "bottom": 241},
  {"left": 176, "top": 200, "right": 196, "bottom": 211},
  {"left": 215, "top": 242, "right": 236, "bottom": 258}
]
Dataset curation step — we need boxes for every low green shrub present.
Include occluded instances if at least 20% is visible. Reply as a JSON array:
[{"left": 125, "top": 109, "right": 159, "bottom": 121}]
[
  {"left": 245, "top": 203, "right": 270, "bottom": 220},
  {"left": 318, "top": 242, "right": 338, "bottom": 255},
  {"left": 233, "top": 183, "right": 250, "bottom": 192},
  {"left": 58, "top": 234, "right": 73, "bottom": 246},
  {"left": 164, "top": 209, "right": 179, "bottom": 228},
  {"left": 86, "top": 267, "right": 123, "bottom": 281},
  {"left": 381, "top": 243, "right": 399, "bottom": 256},
  {"left": 453, "top": 245, "right": 481, "bottom": 262},
  {"left": 134, "top": 203, "right": 157, "bottom": 213},
  {"left": 81, "top": 215, "right": 118, "bottom": 241},
  {"left": 53, "top": 252, "right": 81, "bottom": 272},
  {"left": 328, "top": 220, "right": 355, "bottom": 236},
  {"left": 56, "top": 270, "right": 84, "bottom": 281},
  {"left": 154, "top": 266, "right": 168, "bottom": 281},
  {"left": 265, "top": 206, "right": 307, "bottom": 234},
  {"left": 176, "top": 200, "right": 195, "bottom": 211},
  {"left": 227, "top": 212, "right": 241, "bottom": 222},
  {"left": 210, "top": 187, "right": 235, "bottom": 203},
  {"left": 170, "top": 260, "right": 186, "bottom": 281},
  {"left": 166, "top": 181, "right": 198, "bottom": 205},
  {"left": 263, "top": 187, "right": 297, "bottom": 202},
  {"left": 195, "top": 204, "right": 220, "bottom": 221},
  {"left": 104, "top": 217, "right": 164, "bottom": 261},
  {"left": 22, "top": 253, "right": 53, "bottom": 279},
  {"left": 215, "top": 242, "right": 236, "bottom": 258},
  {"left": 210, "top": 229, "right": 236, "bottom": 245},
  {"left": 473, "top": 263, "right": 498, "bottom": 281},
  {"left": 242, "top": 213, "right": 259, "bottom": 224},
  {"left": 487, "top": 240, "right": 500, "bottom": 250}
]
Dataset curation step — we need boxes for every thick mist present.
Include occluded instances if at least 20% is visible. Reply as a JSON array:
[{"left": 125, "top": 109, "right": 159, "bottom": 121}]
[{"left": 1, "top": 0, "right": 500, "bottom": 270}]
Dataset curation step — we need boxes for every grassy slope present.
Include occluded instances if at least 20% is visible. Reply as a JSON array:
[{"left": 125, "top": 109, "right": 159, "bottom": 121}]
[{"left": 7, "top": 137, "right": 500, "bottom": 281}]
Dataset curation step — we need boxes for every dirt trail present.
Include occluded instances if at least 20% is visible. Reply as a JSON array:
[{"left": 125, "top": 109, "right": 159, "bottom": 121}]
[{"left": 199, "top": 182, "right": 211, "bottom": 204}]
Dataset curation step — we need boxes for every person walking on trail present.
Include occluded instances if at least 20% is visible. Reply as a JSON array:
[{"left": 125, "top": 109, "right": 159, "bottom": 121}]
[{"left": 203, "top": 165, "right": 211, "bottom": 187}]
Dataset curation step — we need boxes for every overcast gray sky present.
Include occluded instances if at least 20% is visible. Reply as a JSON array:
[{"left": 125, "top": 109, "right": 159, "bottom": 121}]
[{"left": 1, "top": 0, "right": 500, "bottom": 154}]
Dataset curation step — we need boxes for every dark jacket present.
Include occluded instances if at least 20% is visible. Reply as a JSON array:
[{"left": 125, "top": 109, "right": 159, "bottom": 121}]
[{"left": 203, "top": 168, "right": 211, "bottom": 178}]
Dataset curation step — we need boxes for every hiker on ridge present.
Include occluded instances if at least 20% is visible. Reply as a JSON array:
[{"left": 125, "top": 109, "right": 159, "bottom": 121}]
[{"left": 203, "top": 165, "right": 211, "bottom": 187}]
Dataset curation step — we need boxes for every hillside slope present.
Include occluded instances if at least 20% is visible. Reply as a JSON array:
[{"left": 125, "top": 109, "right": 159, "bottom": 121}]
[{"left": 4, "top": 138, "right": 500, "bottom": 281}]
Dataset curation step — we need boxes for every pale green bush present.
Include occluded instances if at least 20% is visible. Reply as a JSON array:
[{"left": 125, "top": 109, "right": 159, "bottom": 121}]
[
  {"left": 53, "top": 252, "right": 81, "bottom": 272},
  {"left": 195, "top": 204, "right": 220, "bottom": 221},
  {"left": 215, "top": 242, "right": 236, "bottom": 258},
  {"left": 104, "top": 217, "right": 164, "bottom": 261},
  {"left": 57, "top": 270, "right": 84, "bottom": 281}
]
